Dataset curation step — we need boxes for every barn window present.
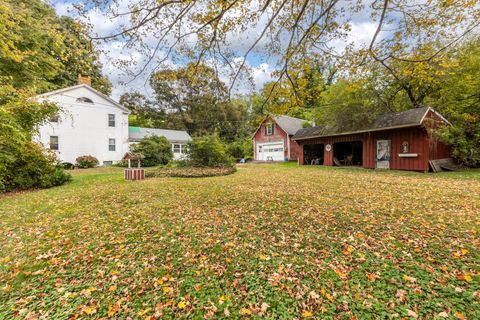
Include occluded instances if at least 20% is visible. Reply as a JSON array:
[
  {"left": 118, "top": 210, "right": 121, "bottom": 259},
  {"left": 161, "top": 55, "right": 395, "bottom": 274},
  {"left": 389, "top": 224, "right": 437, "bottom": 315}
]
[
  {"left": 108, "top": 114, "right": 115, "bottom": 127},
  {"left": 76, "top": 97, "right": 94, "bottom": 104},
  {"left": 50, "top": 136, "right": 59, "bottom": 150},
  {"left": 109, "top": 138, "right": 116, "bottom": 151},
  {"left": 265, "top": 123, "right": 274, "bottom": 135}
]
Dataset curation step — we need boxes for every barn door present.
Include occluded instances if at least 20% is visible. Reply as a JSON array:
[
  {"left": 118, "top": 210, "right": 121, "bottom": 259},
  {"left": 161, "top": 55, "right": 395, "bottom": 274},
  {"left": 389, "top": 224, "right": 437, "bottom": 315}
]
[{"left": 376, "top": 140, "right": 391, "bottom": 169}]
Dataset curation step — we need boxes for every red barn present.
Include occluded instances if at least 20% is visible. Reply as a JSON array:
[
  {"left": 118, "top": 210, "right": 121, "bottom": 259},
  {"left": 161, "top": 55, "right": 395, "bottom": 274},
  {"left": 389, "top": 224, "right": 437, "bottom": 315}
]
[
  {"left": 292, "top": 107, "right": 451, "bottom": 172},
  {"left": 252, "top": 115, "right": 306, "bottom": 161}
]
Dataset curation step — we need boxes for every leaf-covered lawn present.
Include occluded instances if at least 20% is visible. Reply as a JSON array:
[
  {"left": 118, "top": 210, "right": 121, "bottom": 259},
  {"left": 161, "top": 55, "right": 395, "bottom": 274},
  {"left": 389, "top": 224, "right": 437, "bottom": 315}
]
[{"left": 0, "top": 165, "right": 479, "bottom": 319}]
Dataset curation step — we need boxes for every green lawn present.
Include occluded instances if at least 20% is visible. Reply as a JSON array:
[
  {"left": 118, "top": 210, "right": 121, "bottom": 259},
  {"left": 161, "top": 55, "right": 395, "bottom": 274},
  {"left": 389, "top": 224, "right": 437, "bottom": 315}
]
[{"left": 0, "top": 165, "right": 479, "bottom": 319}]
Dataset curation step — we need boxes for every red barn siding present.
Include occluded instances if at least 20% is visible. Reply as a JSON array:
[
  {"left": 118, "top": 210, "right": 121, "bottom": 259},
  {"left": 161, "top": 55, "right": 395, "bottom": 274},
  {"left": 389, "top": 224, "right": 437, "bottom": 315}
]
[
  {"left": 298, "top": 126, "right": 449, "bottom": 171},
  {"left": 289, "top": 139, "right": 300, "bottom": 160},
  {"left": 295, "top": 109, "right": 451, "bottom": 171},
  {"left": 253, "top": 118, "right": 299, "bottom": 161},
  {"left": 423, "top": 110, "right": 451, "bottom": 160},
  {"left": 369, "top": 128, "right": 430, "bottom": 171},
  {"left": 429, "top": 138, "right": 451, "bottom": 160}
]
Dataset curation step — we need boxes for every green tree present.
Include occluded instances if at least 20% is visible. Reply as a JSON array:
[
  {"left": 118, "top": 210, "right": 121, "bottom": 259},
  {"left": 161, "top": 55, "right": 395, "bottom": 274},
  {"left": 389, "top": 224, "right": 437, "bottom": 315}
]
[
  {"left": 428, "top": 39, "right": 480, "bottom": 166},
  {"left": 149, "top": 63, "right": 246, "bottom": 140},
  {"left": 119, "top": 92, "right": 166, "bottom": 128},
  {"left": 131, "top": 135, "right": 173, "bottom": 167},
  {"left": 0, "top": 0, "right": 110, "bottom": 94},
  {"left": 186, "top": 135, "right": 233, "bottom": 167}
]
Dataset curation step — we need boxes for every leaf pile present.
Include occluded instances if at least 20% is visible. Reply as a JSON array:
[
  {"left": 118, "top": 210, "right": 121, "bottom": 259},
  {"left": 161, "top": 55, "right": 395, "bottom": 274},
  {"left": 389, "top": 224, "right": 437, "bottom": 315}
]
[{"left": 0, "top": 165, "right": 479, "bottom": 319}]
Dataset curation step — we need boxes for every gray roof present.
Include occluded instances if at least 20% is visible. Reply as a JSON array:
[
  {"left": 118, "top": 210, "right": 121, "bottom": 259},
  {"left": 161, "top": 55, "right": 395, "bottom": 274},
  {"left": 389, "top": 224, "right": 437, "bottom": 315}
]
[
  {"left": 273, "top": 115, "right": 306, "bottom": 135},
  {"left": 293, "top": 107, "right": 439, "bottom": 140},
  {"left": 128, "top": 126, "right": 191, "bottom": 143}
]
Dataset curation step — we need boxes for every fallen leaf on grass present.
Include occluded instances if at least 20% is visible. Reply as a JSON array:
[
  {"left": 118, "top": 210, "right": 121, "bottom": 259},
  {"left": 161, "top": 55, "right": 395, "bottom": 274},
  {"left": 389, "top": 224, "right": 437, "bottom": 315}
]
[
  {"left": 240, "top": 308, "right": 252, "bottom": 316},
  {"left": 302, "top": 310, "right": 313, "bottom": 317}
]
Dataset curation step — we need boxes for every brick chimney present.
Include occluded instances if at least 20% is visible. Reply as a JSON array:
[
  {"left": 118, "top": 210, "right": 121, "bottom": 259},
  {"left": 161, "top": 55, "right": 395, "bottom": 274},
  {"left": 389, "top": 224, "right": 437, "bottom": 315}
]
[{"left": 77, "top": 74, "right": 91, "bottom": 86}]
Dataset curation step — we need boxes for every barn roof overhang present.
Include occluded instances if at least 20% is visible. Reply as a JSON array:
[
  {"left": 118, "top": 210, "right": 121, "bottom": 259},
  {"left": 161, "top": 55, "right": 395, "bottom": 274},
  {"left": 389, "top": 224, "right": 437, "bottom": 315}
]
[{"left": 292, "top": 123, "right": 422, "bottom": 141}]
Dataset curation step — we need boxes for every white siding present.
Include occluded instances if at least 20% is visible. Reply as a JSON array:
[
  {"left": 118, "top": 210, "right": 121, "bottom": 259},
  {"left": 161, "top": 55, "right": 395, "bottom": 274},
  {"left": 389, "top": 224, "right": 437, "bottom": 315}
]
[{"left": 36, "top": 86, "right": 129, "bottom": 164}]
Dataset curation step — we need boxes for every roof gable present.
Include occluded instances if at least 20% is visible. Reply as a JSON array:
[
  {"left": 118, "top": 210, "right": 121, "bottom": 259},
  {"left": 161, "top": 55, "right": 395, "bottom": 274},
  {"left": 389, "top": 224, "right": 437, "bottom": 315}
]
[
  {"left": 252, "top": 114, "right": 307, "bottom": 138},
  {"left": 35, "top": 84, "right": 130, "bottom": 113},
  {"left": 293, "top": 107, "right": 448, "bottom": 140},
  {"left": 273, "top": 115, "right": 306, "bottom": 135}
]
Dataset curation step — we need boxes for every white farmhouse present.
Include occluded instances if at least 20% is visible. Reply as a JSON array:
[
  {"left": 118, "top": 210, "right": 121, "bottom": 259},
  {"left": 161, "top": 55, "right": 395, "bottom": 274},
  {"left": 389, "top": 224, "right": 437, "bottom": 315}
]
[
  {"left": 36, "top": 81, "right": 191, "bottom": 165},
  {"left": 36, "top": 83, "right": 130, "bottom": 165}
]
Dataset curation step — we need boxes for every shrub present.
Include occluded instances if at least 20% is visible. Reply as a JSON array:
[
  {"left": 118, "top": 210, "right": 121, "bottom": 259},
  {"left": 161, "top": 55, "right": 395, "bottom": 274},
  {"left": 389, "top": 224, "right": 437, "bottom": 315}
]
[
  {"left": 2, "top": 142, "right": 71, "bottom": 191},
  {"left": 435, "top": 114, "right": 480, "bottom": 167},
  {"left": 145, "top": 166, "right": 236, "bottom": 178},
  {"left": 131, "top": 135, "right": 173, "bottom": 167},
  {"left": 0, "top": 89, "right": 71, "bottom": 192},
  {"left": 226, "top": 137, "right": 253, "bottom": 161},
  {"left": 62, "top": 162, "right": 74, "bottom": 169},
  {"left": 187, "top": 135, "right": 234, "bottom": 167},
  {"left": 76, "top": 155, "right": 99, "bottom": 168},
  {"left": 112, "top": 160, "right": 128, "bottom": 167}
]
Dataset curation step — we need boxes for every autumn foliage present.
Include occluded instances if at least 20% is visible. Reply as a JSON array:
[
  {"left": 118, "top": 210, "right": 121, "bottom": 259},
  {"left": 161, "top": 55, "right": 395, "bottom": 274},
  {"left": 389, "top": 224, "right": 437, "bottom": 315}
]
[{"left": 0, "top": 165, "right": 478, "bottom": 318}]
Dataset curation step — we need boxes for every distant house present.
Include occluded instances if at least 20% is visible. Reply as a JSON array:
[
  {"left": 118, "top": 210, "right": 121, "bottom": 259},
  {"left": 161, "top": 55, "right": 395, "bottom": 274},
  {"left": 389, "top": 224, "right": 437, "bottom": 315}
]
[
  {"left": 252, "top": 115, "right": 306, "bottom": 161},
  {"left": 128, "top": 127, "right": 191, "bottom": 160},
  {"left": 293, "top": 107, "right": 451, "bottom": 171},
  {"left": 36, "top": 82, "right": 131, "bottom": 165},
  {"left": 36, "top": 78, "right": 191, "bottom": 164}
]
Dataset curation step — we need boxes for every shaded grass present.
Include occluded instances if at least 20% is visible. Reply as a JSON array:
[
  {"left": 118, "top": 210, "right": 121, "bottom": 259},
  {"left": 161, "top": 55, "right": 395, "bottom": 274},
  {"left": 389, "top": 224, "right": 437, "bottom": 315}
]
[{"left": 0, "top": 165, "right": 479, "bottom": 319}]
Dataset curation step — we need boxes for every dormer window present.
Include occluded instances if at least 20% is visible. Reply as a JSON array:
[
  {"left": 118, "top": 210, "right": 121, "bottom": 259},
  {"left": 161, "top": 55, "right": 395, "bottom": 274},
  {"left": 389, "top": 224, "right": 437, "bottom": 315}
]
[{"left": 76, "top": 97, "right": 94, "bottom": 104}]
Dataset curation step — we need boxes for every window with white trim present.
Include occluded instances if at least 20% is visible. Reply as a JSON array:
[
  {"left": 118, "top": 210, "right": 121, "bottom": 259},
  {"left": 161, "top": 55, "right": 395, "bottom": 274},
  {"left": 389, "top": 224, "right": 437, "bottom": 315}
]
[
  {"left": 108, "top": 114, "right": 115, "bottom": 127},
  {"left": 50, "top": 136, "right": 59, "bottom": 150},
  {"left": 109, "top": 138, "right": 116, "bottom": 151},
  {"left": 172, "top": 144, "right": 187, "bottom": 154}
]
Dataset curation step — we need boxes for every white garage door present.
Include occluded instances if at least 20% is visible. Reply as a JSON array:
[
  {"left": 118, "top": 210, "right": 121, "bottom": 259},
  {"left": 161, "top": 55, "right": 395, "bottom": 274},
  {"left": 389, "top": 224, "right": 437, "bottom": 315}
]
[{"left": 257, "top": 142, "right": 285, "bottom": 161}]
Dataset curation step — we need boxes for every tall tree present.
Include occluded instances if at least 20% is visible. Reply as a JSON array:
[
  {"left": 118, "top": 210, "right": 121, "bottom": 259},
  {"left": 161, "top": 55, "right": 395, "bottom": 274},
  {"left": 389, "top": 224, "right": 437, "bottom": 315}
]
[
  {"left": 119, "top": 92, "right": 166, "bottom": 128},
  {"left": 149, "top": 63, "right": 246, "bottom": 141},
  {"left": 0, "top": 0, "right": 111, "bottom": 94}
]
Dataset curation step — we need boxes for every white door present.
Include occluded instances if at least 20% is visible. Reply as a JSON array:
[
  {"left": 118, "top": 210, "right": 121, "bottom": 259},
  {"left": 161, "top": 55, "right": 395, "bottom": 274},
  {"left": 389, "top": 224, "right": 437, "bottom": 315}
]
[
  {"left": 376, "top": 140, "right": 391, "bottom": 169},
  {"left": 257, "top": 142, "right": 284, "bottom": 161}
]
